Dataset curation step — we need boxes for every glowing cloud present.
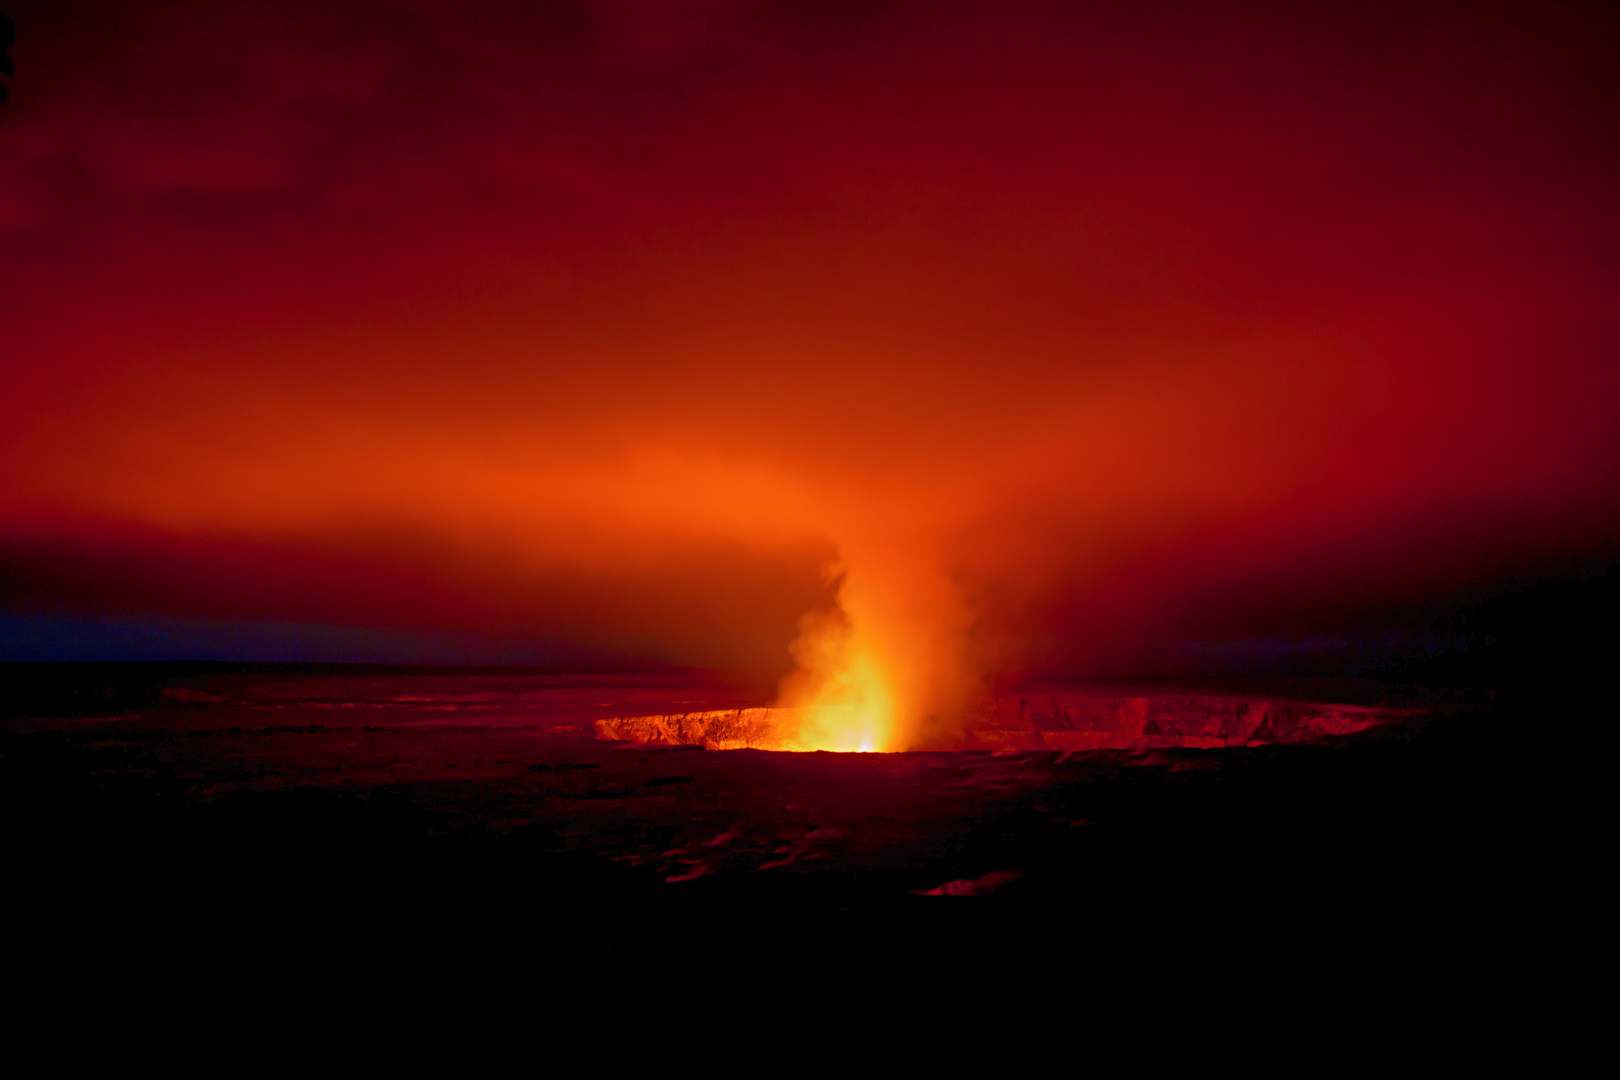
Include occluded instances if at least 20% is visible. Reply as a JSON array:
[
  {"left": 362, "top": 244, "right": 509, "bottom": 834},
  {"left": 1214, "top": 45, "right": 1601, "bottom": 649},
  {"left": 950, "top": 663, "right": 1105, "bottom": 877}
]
[{"left": 2, "top": 1, "right": 1618, "bottom": 698}]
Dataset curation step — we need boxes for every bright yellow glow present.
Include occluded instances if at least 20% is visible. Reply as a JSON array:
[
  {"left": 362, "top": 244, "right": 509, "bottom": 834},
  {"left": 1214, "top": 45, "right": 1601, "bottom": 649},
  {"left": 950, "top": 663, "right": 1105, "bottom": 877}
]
[
  {"left": 779, "top": 610, "right": 898, "bottom": 752},
  {"left": 794, "top": 644, "right": 895, "bottom": 752}
]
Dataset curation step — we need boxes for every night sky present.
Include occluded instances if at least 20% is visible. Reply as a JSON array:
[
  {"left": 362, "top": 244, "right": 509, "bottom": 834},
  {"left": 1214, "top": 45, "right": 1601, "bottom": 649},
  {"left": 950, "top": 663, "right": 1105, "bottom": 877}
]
[{"left": 3, "top": 1, "right": 1618, "bottom": 690}]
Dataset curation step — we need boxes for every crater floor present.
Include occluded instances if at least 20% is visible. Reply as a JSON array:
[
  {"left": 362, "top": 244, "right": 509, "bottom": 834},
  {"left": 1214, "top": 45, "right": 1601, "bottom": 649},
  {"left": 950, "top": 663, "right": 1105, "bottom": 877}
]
[{"left": 2, "top": 665, "right": 1501, "bottom": 989}]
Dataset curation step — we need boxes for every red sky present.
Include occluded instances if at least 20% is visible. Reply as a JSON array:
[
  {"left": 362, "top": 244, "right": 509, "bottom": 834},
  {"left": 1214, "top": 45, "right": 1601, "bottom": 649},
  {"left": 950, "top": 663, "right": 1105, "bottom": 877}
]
[{"left": 3, "top": 0, "right": 1619, "bottom": 675}]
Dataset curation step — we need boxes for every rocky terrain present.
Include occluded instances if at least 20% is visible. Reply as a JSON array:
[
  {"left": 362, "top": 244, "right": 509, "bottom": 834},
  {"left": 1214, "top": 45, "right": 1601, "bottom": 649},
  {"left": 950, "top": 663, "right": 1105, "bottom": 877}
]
[{"left": 2, "top": 663, "right": 1509, "bottom": 999}]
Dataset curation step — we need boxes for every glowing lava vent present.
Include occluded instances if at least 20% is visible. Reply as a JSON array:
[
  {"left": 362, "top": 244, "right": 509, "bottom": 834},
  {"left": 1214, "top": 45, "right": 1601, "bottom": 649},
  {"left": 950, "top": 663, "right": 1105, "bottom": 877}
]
[{"left": 592, "top": 692, "right": 1421, "bottom": 752}]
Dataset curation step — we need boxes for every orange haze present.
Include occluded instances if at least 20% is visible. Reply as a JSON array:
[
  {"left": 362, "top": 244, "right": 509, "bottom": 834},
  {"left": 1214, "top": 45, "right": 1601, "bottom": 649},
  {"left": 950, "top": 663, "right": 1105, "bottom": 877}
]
[{"left": 4, "top": 2, "right": 1620, "bottom": 747}]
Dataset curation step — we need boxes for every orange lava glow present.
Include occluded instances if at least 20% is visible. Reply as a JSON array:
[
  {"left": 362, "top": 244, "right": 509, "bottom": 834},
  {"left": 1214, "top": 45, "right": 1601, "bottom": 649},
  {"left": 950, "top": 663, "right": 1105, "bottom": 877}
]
[{"left": 784, "top": 629, "right": 893, "bottom": 752}]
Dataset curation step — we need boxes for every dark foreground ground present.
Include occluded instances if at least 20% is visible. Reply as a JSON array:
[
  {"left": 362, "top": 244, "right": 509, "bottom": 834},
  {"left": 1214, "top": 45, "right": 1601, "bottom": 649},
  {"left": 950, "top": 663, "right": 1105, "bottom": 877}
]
[{"left": 0, "top": 663, "right": 1559, "bottom": 1010}]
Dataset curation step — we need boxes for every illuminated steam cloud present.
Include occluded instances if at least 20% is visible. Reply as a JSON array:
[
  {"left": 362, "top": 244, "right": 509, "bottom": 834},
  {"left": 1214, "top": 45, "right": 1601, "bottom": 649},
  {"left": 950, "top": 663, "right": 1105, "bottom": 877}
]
[{"left": 2, "top": 3, "right": 1617, "bottom": 724}]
